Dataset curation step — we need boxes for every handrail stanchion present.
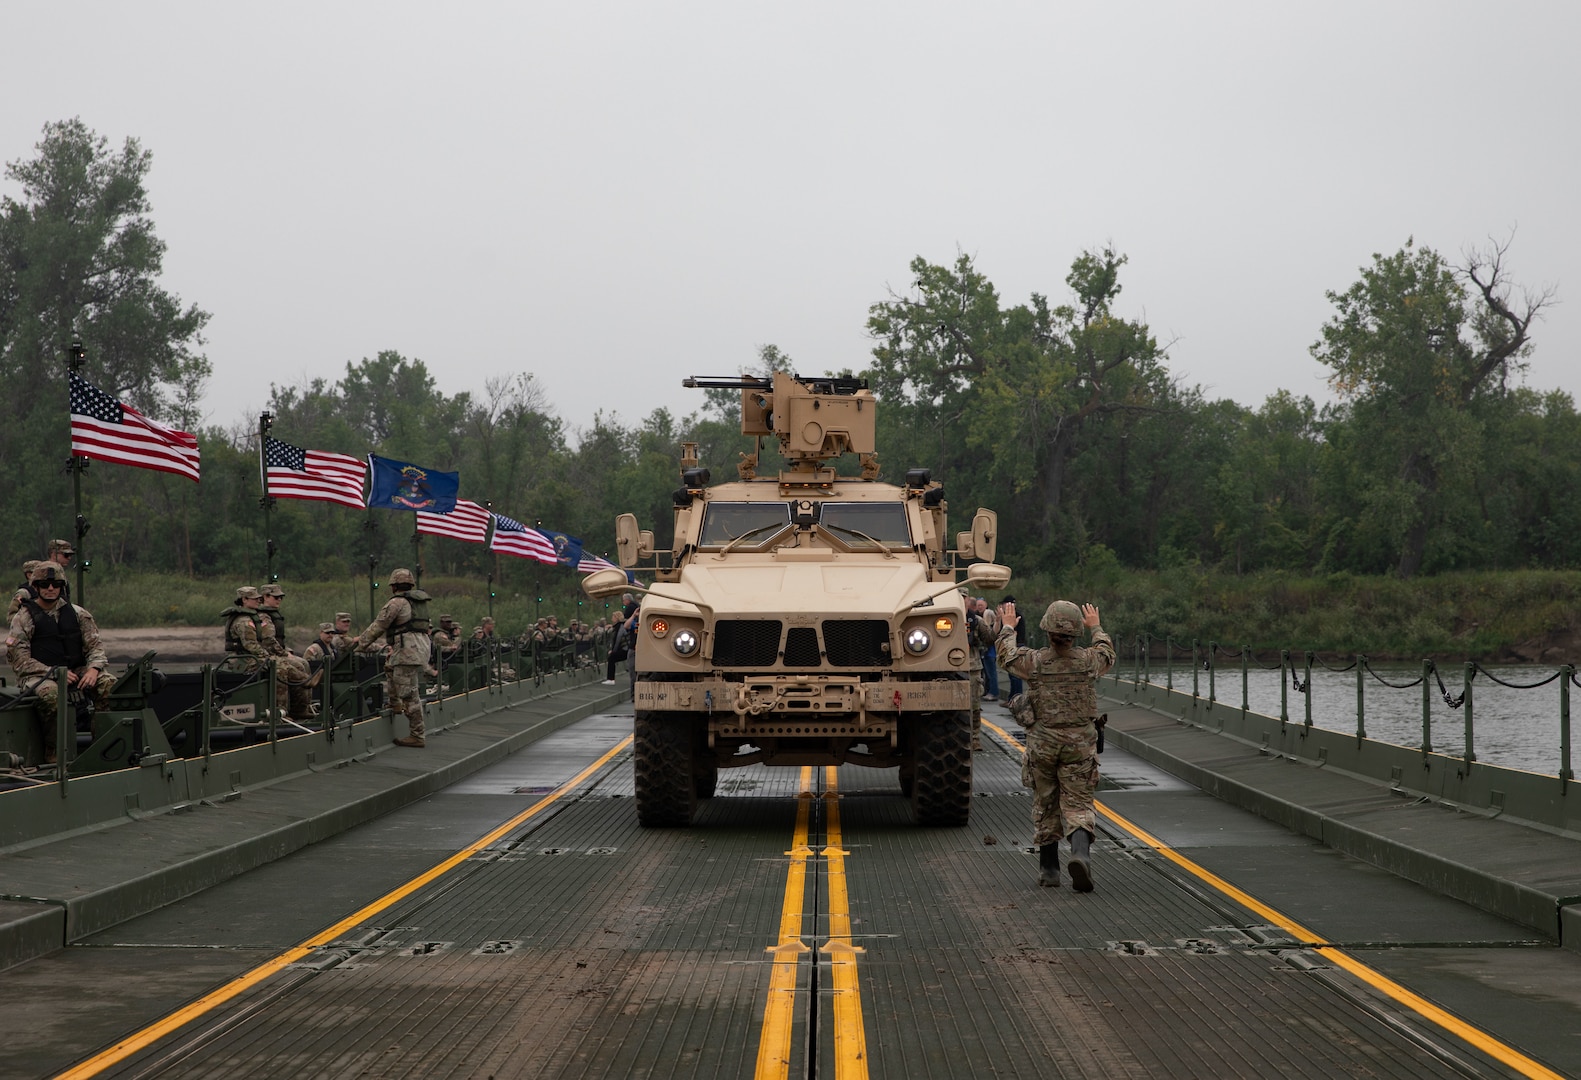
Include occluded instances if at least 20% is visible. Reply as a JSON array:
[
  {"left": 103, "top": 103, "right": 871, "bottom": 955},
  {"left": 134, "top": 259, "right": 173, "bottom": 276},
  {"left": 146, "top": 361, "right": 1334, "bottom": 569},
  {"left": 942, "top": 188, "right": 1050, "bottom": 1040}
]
[
  {"left": 1192, "top": 640, "right": 1199, "bottom": 702},
  {"left": 1142, "top": 634, "right": 1150, "bottom": 687},
  {"left": 1421, "top": 659, "right": 1433, "bottom": 756},
  {"left": 268, "top": 659, "right": 279, "bottom": 751},
  {"left": 1463, "top": 661, "right": 1476, "bottom": 767},
  {"left": 1241, "top": 646, "right": 1249, "bottom": 715},
  {"left": 1165, "top": 637, "right": 1173, "bottom": 691},
  {"left": 1304, "top": 650, "right": 1313, "bottom": 730},
  {"left": 1207, "top": 641, "right": 1216, "bottom": 710},
  {"left": 202, "top": 663, "right": 214, "bottom": 767},
  {"left": 55, "top": 668, "right": 70, "bottom": 796},
  {"left": 1561, "top": 666, "right": 1574, "bottom": 783},
  {"left": 1355, "top": 654, "right": 1366, "bottom": 739},
  {"left": 1134, "top": 637, "right": 1141, "bottom": 689},
  {"left": 1280, "top": 649, "right": 1289, "bottom": 724}
]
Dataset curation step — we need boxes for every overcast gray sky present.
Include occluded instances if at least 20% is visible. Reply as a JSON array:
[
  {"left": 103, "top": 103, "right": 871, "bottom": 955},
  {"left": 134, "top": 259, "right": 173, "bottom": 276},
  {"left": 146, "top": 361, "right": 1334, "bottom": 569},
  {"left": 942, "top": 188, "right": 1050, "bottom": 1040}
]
[{"left": 6, "top": 2, "right": 1576, "bottom": 438}]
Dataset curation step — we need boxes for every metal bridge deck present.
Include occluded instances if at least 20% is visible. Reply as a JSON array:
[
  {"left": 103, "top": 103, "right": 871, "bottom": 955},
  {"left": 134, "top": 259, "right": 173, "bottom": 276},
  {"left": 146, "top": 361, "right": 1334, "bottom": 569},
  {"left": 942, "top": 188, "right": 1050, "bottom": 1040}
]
[{"left": 6, "top": 706, "right": 1579, "bottom": 1079}]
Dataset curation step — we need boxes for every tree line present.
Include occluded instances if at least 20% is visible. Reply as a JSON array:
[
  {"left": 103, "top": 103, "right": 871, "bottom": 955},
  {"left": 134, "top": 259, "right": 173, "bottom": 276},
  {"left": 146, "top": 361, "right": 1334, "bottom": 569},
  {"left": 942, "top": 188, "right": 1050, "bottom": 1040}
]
[{"left": 3, "top": 119, "right": 1576, "bottom": 593}]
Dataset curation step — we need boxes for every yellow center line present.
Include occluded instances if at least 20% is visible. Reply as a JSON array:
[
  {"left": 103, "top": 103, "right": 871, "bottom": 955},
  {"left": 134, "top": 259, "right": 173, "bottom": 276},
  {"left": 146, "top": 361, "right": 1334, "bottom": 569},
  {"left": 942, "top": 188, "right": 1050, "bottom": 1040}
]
[
  {"left": 821, "top": 766, "right": 869, "bottom": 1080},
  {"left": 55, "top": 734, "right": 635, "bottom": 1080},
  {"left": 980, "top": 717, "right": 1565, "bottom": 1080},
  {"left": 755, "top": 766, "right": 814, "bottom": 1080}
]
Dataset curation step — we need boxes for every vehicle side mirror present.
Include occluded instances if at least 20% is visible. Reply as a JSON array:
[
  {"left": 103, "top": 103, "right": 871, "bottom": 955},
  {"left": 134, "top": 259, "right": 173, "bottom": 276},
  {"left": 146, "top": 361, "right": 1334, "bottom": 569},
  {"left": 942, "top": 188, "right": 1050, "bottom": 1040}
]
[
  {"left": 615, "top": 514, "right": 642, "bottom": 568},
  {"left": 971, "top": 509, "right": 997, "bottom": 563},
  {"left": 582, "top": 568, "right": 630, "bottom": 600},
  {"left": 965, "top": 562, "right": 1011, "bottom": 591}
]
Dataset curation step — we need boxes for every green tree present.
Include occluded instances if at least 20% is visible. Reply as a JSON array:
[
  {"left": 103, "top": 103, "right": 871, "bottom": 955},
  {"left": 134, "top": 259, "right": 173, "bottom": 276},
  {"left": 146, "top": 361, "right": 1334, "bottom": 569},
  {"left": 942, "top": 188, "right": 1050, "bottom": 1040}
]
[
  {"left": 0, "top": 118, "right": 210, "bottom": 564},
  {"left": 1311, "top": 238, "right": 1550, "bottom": 577}
]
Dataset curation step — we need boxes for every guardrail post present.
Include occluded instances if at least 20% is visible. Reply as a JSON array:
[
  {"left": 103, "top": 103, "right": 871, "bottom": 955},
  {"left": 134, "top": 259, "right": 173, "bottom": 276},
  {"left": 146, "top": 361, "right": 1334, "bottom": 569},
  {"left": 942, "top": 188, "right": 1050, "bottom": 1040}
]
[
  {"left": 1355, "top": 654, "right": 1366, "bottom": 739},
  {"left": 1133, "top": 637, "right": 1141, "bottom": 689},
  {"left": 1304, "top": 651, "right": 1314, "bottom": 730},
  {"left": 1561, "top": 666, "right": 1573, "bottom": 784},
  {"left": 1141, "top": 634, "right": 1150, "bottom": 686},
  {"left": 1192, "top": 640, "right": 1200, "bottom": 702},
  {"left": 1207, "top": 641, "right": 1217, "bottom": 710},
  {"left": 1280, "top": 649, "right": 1289, "bottom": 723},
  {"left": 1462, "top": 661, "right": 1476, "bottom": 767},
  {"left": 1421, "top": 659, "right": 1433, "bottom": 756},
  {"left": 1165, "top": 637, "right": 1173, "bottom": 690}
]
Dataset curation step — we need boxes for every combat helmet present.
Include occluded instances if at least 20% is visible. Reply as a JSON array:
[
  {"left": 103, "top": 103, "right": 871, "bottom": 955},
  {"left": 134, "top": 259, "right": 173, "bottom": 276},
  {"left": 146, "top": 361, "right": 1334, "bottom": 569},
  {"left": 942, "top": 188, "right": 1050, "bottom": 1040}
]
[
  {"left": 30, "top": 563, "right": 66, "bottom": 584},
  {"left": 388, "top": 568, "right": 416, "bottom": 588},
  {"left": 1039, "top": 600, "right": 1083, "bottom": 639}
]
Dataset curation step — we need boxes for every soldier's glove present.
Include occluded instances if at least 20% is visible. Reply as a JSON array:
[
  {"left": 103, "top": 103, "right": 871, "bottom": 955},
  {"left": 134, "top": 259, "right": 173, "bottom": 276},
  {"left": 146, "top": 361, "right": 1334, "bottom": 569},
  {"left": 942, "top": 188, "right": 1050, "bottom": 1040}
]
[{"left": 1095, "top": 712, "right": 1108, "bottom": 754}]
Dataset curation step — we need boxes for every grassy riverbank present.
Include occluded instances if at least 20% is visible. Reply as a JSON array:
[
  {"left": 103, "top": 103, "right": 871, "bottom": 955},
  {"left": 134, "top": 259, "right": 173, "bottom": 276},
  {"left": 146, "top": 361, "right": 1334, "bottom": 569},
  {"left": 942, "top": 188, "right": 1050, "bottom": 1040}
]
[
  {"left": 57, "top": 567, "right": 1581, "bottom": 664},
  {"left": 67, "top": 572, "right": 609, "bottom": 640},
  {"left": 996, "top": 565, "right": 1581, "bottom": 663}
]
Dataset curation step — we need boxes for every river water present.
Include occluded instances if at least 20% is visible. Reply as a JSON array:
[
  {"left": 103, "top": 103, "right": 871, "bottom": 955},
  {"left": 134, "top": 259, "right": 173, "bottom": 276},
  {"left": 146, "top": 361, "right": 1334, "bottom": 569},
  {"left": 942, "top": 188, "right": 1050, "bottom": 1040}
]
[{"left": 1105, "top": 661, "right": 1577, "bottom": 778}]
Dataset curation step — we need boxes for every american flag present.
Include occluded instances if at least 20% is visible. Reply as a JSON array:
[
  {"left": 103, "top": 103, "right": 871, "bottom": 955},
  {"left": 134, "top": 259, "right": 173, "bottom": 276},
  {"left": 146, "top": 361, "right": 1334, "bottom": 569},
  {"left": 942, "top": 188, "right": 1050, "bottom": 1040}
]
[
  {"left": 577, "top": 553, "right": 621, "bottom": 574},
  {"left": 264, "top": 437, "right": 366, "bottom": 509},
  {"left": 417, "top": 499, "right": 491, "bottom": 544},
  {"left": 490, "top": 512, "right": 557, "bottom": 563},
  {"left": 70, "top": 372, "right": 201, "bottom": 482}
]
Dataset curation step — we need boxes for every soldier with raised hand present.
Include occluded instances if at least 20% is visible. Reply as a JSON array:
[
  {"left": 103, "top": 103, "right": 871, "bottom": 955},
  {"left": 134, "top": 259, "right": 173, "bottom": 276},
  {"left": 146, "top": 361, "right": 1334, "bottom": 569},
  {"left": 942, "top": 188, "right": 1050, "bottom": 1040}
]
[
  {"left": 996, "top": 599, "right": 1114, "bottom": 892},
  {"left": 8, "top": 560, "right": 43, "bottom": 620},
  {"left": 331, "top": 612, "right": 355, "bottom": 651},
  {"left": 6, "top": 563, "right": 116, "bottom": 765},
  {"left": 354, "top": 568, "right": 432, "bottom": 748}
]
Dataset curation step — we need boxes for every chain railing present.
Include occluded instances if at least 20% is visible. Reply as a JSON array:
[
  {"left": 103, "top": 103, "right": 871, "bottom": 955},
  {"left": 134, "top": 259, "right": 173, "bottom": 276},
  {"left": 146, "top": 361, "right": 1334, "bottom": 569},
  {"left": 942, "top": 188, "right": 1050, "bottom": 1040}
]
[{"left": 1115, "top": 637, "right": 1578, "bottom": 781}]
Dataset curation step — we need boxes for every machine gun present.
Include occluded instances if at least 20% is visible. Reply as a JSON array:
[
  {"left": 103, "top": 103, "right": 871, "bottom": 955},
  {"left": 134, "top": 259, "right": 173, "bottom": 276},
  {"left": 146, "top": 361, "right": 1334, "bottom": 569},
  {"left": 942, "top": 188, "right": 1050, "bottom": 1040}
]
[{"left": 683, "top": 373, "right": 880, "bottom": 482}]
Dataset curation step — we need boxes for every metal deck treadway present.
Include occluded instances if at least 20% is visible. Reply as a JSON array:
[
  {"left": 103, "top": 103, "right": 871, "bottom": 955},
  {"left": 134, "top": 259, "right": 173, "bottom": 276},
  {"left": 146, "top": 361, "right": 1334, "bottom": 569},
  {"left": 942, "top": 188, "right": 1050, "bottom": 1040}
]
[{"left": 5, "top": 706, "right": 1580, "bottom": 1079}]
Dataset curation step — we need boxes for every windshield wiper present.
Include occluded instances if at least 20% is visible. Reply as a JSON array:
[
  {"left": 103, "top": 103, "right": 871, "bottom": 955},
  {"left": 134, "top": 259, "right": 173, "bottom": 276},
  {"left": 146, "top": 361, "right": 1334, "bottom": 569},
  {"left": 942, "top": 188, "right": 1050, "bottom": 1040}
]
[
  {"left": 821, "top": 523, "right": 897, "bottom": 558},
  {"left": 715, "top": 522, "right": 789, "bottom": 556}
]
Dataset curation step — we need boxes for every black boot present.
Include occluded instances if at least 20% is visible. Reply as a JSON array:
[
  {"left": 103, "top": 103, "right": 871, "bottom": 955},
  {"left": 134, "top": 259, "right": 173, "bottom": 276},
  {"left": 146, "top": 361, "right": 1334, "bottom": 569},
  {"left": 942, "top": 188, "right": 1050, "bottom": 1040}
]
[
  {"left": 1068, "top": 829, "right": 1094, "bottom": 892},
  {"left": 1038, "top": 843, "right": 1060, "bottom": 887}
]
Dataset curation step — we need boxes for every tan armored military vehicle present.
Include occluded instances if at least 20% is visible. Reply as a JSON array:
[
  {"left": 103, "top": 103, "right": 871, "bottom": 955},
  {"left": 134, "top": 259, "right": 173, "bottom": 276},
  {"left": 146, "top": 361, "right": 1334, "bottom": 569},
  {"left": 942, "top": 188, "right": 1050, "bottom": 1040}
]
[{"left": 582, "top": 373, "right": 1010, "bottom": 826}]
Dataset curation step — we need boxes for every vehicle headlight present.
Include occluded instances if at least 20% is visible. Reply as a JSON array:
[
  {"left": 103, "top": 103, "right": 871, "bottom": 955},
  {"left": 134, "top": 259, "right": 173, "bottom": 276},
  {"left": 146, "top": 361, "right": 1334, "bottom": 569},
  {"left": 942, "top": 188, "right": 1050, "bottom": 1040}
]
[
  {"left": 672, "top": 629, "right": 699, "bottom": 657},
  {"left": 904, "top": 627, "right": 931, "bottom": 655}
]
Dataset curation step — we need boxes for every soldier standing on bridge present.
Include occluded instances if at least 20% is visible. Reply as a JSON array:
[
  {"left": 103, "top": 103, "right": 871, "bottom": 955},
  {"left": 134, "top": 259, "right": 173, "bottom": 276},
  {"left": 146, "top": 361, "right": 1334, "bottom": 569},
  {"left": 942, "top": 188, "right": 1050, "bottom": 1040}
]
[
  {"left": 354, "top": 568, "right": 432, "bottom": 748},
  {"left": 6, "top": 563, "right": 116, "bottom": 765},
  {"left": 996, "top": 599, "right": 1114, "bottom": 891}
]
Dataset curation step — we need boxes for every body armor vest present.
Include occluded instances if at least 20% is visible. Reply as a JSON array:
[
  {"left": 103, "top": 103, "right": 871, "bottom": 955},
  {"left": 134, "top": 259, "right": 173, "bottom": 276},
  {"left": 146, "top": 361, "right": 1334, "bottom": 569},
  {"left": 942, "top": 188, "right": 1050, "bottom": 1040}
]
[
  {"left": 22, "top": 600, "right": 86, "bottom": 669},
  {"left": 263, "top": 609, "right": 285, "bottom": 644},
  {"left": 222, "top": 606, "right": 261, "bottom": 654},
  {"left": 390, "top": 589, "right": 432, "bottom": 636}
]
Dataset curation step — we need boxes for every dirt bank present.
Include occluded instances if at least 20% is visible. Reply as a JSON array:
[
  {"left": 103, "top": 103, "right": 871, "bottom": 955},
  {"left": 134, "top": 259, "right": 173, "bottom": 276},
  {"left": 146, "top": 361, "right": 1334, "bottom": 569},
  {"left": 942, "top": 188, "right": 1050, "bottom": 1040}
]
[{"left": 98, "top": 627, "right": 316, "bottom": 663}]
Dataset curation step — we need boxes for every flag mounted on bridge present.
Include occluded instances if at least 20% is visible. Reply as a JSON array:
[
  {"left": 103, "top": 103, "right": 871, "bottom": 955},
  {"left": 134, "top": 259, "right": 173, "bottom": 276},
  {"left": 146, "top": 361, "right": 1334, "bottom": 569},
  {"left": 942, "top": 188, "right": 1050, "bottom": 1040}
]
[
  {"left": 264, "top": 437, "right": 366, "bottom": 508},
  {"left": 537, "top": 528, "right": 584, "bottom": 569},
  {"left": 69, "top": 372, "right": 201, "bottom": 482},
  {"left": 367, "top": 454, "right": 459, "bottom": 514},
  {"left": 417, "top": 499, "right": 491, "bottom": 544},
  {"left": 489, "top": 513, "right": 557, "bottom": 562},
  {"left": 577, "top": 552, "right": 620, "bottom": 574}
]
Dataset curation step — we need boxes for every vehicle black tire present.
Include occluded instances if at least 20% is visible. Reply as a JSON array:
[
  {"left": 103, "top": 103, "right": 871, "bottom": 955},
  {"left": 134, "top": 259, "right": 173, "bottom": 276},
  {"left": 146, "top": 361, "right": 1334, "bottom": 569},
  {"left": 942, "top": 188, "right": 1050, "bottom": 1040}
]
[
  {"left": 694, "top": 760, "right": 718, "bottom": 799},
  {"left": 633, "top": 711, "right": 696, "bottom": 826},
  {"left": 910, "top": 709, "right": 972, "bottom": 826}
]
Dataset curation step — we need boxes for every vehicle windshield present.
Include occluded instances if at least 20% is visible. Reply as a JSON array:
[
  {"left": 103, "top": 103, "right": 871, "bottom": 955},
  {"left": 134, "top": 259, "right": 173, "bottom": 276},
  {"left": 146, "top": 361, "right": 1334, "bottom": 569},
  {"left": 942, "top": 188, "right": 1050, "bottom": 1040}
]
[
  {"left": 698, "top": 502, "right": 793, "bottom": 549},
  {"left": 819, "top": 503, "right": 912, "bottom": 549}
]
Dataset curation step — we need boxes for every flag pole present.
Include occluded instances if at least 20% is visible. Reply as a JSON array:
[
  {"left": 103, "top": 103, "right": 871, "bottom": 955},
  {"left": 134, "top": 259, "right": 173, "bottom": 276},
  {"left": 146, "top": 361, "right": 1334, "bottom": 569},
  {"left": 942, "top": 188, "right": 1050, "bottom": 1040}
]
[
  {"left": 484, "top": 501, "right": 495, "bottom": 620},
  {"left": 258, "top": 411, "right": 277, "bottom": 584},
  {"left": 412, "top": 513, "right": 422, "bottom": 587},
  {"left": 65, "top": 342, "right": 90, "bottom": 605}
]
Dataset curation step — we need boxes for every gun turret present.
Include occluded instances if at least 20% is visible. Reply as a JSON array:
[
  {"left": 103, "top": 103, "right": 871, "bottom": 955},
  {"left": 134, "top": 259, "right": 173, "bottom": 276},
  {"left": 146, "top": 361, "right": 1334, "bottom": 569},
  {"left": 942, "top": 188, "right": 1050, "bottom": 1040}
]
[{"left": 685, "top": 373, "right": 879, "bottom": 482}]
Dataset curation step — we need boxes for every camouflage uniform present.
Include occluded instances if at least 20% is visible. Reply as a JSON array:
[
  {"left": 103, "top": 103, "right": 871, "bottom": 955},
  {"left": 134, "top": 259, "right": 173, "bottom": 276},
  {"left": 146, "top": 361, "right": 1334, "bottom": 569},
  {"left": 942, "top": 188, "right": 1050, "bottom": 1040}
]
[
  {"left": 998, "top": 600, "right": 1114, "bottom": 890},
  {"left": 356, "top": 571, "right": 432, "bottom": 746},
  {"left": 257, "top": 585, "right": 313, "bottom": 719},
  {"left": 302, "top": 623, "right": 340, "bottom": 689},
  {"left": 220, "top": 589, "right": 270, "bottom": 674},
  {"left": 6, "top": 565, "right": 116, "bottom": 762},
  {"left": 7, "top": 561, "right": 43, "bottom": 620},
  {"left": 332, "top": 613, "right": 355, "bottom": 652},
  {"left": 966, "top": 601, "right": 998, "bottom": 750}
]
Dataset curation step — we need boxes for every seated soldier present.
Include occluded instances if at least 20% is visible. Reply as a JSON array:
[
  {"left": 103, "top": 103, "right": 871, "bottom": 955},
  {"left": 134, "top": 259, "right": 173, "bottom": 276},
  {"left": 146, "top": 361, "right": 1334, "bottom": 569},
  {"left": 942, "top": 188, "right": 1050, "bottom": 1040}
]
[{"left": 6, "top": 563, "right": 117, "bottom": 765}]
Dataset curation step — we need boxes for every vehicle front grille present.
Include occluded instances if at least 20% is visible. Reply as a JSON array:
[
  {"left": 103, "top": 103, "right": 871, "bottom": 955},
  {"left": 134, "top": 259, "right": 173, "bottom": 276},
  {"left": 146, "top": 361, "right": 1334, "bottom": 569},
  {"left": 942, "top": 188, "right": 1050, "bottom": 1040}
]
[
  {"left": 823, "top": 619, "right": 890, "bottom": 667},
  {"left": 712, "top": 620, "right": 783, "bottom": 667},
  {"left": 783, "top": 627, "right": 820, "bottom": 666}
]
